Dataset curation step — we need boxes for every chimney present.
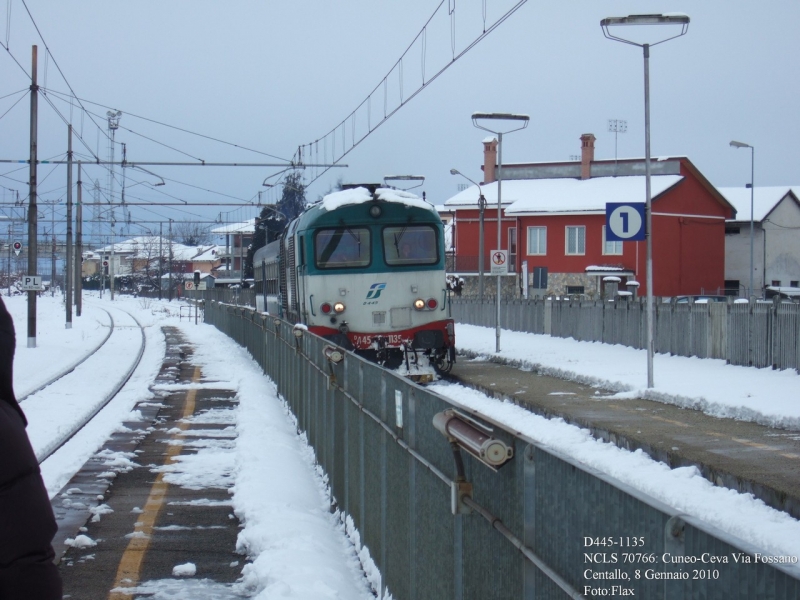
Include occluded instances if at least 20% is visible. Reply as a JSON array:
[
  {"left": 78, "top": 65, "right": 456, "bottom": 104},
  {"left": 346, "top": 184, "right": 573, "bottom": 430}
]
[
  {"left": 482, "top": 137, "right": 498, "bottom": 183},
  {"left": 580, "top": 133, "right": 596, "bottom": 180}
]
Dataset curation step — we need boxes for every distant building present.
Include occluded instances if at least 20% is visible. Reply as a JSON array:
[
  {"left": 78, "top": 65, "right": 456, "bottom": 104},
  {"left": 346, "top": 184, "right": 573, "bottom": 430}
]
[
  {"left": 444, "top": 134, "right": 735, "bottom": 298},
  {"left": 717, "top": 186, "right": 800, "bottom": 297},
  {"left": 92, "top": 236, "right": 221, "bottom": 279},
  {"left": 211, "top": 219, "right": 255, "bottom": 277}
]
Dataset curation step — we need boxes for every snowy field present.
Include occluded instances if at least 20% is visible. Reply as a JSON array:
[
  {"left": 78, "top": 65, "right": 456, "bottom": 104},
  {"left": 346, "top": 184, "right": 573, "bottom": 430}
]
[{"left": 5, "top": 294, "right": 800, "bottom": 597}]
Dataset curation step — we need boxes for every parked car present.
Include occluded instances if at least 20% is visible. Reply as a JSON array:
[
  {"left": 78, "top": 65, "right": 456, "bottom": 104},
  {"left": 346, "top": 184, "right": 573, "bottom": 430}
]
[{"left": 674, "top": 295, "right": 727, "bottom": 304}]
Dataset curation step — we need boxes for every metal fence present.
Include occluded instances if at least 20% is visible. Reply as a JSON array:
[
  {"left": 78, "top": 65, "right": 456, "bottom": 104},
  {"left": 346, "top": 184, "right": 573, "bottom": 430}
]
[
  {"left": 452, "top": 298, "right": 800, "bottom": 371},
  {"left": 205, "top": 301, "right": 800, "bottom": 599}
]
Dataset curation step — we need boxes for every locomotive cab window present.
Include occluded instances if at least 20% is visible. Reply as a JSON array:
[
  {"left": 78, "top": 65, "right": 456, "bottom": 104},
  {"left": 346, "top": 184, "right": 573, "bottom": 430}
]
[
  {"left": 384, "top": 225, "right": 438, "bottom": 266},
  {"left": 314, "top": 227, "right": 371, "bottom": 269}
]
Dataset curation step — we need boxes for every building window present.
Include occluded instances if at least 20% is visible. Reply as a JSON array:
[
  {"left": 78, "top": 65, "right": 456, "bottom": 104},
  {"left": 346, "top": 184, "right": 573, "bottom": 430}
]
[
  {"left": 791, "top": 281, "right": 799, "bottom": 288},
  {"left": 527, "top": 226, "right": 546, "bottom": 255},
  {"left": 565, "top": 226, "right": 585, "bottom": 255},
  {"left": 602, "top": 226, "right": 623, "bottom": 255},
  {"left": 772, "top": 280, "right": 781, "bottom": 287},
  {"left": 725, "top": 226, "right": 741, "bottom": 235},
  {"left": 724, "top": 280, "right": 740, "bottom": 296},
  {"left": 567, "top": 286, "right": 585, "bottom": 295}
]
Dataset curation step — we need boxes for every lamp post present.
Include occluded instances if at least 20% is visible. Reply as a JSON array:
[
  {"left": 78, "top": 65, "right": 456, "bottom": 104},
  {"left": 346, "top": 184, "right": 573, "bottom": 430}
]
[
  {"left": 471, "top": 113, "right": 530, "bottom": 352},
  {"left": 601, "top": 13, "right": 689, "bottom": 389},
  {"left": 729, "top": 140, "right": 755, "bottom": 299},
  {"left": 450, "top": 169, "right": 487, "bottom": 300}
]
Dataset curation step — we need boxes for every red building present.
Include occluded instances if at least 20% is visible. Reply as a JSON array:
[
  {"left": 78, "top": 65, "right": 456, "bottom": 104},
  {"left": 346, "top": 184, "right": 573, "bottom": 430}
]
[{"left": 445, "top": 134, "right": 735, "bottom": 297}]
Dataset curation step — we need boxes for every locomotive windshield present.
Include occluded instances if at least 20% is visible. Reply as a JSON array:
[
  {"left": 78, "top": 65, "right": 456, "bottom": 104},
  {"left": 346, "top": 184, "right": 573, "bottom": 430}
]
[
  {"left": 383, "top": 225, "right": 438, "bottom": 266},
  {"left": 314, "top": 227, "right": 371, "bottom": 268}
]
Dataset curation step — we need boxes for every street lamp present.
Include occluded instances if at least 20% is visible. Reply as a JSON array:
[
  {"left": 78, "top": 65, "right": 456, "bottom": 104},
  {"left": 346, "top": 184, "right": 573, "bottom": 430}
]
[
  {"left": 472, "top": 112, "right": 530, "bottom": 352},
  {"left": 729, "top": 140, "right": 755, "bottom": 299},
  {"left": 601, "top": 13, "right": 689, "bottom": 389},
  {"left": 450, "top": 168, "right": 487, "bottom": 300}
]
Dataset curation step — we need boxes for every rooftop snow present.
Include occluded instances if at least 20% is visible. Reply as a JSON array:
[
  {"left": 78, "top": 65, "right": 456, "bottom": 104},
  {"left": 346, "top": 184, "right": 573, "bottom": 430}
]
[
  {"left": 211, "top": 218, "right": 256, "bottom": 234},
  {"left": 444, "top": 175, "right": 683, "bottom": 213},
  {"left": 320, "top": 186, "right": 436, "bottom": 213},
  {"left": 717, "top": 186, "right": 798, "bottom": 222}
]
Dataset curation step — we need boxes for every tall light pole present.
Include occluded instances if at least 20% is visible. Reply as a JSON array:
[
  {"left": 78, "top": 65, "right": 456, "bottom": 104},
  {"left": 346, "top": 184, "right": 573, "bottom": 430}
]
[
  {"left": 729, "top": 140, "right": 755, "bottom": 299},
  {"left": 106, "top": 110, "right": 121, "bottom": 301},
  {"left": 450, "top": 169, "right": 487, "bottom": 301},
  {"left": 608, "top": 119, "right": 627, "bottom": 175},
  {"left": 471, "top": 113, "right": 529, "bottom": 352},
  {"left": 601, "top": 13, "right": 689, "bottom": 389}
]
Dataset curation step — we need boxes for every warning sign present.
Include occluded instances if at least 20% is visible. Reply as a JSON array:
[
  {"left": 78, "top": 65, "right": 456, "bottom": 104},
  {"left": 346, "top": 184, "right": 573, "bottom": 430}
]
[{"left": 490, "top": 249, "right": 508, "bottom": 275}]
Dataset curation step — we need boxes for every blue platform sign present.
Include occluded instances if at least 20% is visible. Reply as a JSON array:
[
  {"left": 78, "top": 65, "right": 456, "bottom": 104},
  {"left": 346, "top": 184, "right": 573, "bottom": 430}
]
[{"left": 606, "top": 202, "right": 646, "bottom": 241}]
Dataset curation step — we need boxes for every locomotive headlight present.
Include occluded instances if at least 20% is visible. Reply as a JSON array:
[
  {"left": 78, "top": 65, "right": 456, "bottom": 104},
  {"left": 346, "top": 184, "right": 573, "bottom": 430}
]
[
  {"left": 333, "top": 301, "right": 346, "bottom": 313},
  {"left": 414, "top": 298, "right": 425, "bottom": 310},
  {"left": 369, "top": 204, "right": 382, "bottom": 218}
]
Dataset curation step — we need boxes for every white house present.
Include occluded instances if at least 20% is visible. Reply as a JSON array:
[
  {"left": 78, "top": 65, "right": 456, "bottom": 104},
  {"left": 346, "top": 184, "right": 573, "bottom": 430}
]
[{"left": 717, "top": 186, "right": 800, "bottom": 296}]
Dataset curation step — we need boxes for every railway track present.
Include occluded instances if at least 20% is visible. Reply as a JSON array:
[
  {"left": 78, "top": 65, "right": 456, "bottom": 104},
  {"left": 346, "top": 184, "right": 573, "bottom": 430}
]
[
  {"left": 21, "top": 303, "right": 148, "bottom": 465},
  {"left": 17, "top": 307, "right": 116, "bottom": 403}
]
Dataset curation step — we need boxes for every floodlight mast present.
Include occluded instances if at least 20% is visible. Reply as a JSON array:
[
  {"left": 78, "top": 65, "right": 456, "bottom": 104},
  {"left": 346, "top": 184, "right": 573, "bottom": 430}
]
[
  {"left": 601, "top": 13, "right": 689, "bottom": 389},
  {"left": 729, "top": 140, "right": 755, "bottom": 300},
  {"left": 471, "top": 112, "right": 529, "bottom": 353}
]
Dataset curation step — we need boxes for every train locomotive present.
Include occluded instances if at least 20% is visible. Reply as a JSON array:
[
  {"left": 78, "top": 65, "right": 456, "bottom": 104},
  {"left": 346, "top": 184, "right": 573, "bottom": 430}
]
[{"left": 253, "top": 185, "right": 456, "bottom": 375}]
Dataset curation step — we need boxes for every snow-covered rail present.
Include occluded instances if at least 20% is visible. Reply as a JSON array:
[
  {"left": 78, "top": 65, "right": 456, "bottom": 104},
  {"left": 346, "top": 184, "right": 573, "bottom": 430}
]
[
  {"left": 17, "top": 307, "right": 115, "bottom": 403},
  {"left": 26, "top": 305, "right": 147, "bottom": 464}
]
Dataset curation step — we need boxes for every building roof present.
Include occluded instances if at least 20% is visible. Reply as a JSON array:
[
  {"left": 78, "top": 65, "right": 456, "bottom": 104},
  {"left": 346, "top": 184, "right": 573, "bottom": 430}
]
[
  {"left": 716, "top": 187, "right": 799, "bottom": 223},
  {"left": 94, "top": 237, "right": 220, "bottom": 262},
  {"left": 211, "top": 218, "right": 256, "bottom": 235},
  {"left": 444, "top": 175, "right": 683, "bottom": 214}
]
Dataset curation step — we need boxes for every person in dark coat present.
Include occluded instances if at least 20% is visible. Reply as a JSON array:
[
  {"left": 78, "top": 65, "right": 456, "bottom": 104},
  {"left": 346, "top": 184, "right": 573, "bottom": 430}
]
[{"left": 0, "top": 297, "right": 62, "bottom": 599}]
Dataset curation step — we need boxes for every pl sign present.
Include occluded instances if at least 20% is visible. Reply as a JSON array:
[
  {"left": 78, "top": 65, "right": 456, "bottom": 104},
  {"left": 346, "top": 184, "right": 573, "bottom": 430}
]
[
  {"left": 606, "top": 203, "right": 646, "bottom": 242},
  {"left": 21, "top": 275, "right": 42, "bottom": 291}
]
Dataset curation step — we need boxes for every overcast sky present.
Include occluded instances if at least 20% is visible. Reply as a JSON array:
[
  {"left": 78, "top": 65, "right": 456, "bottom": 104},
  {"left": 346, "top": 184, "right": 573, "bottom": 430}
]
[{"left": 0, "top": 0, "right": 797, "bottom": 244}]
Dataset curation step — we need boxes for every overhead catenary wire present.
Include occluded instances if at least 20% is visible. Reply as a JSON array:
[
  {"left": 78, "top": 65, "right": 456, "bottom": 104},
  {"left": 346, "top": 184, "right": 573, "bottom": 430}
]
[
  {"left": 298, "top": 0, "right": 529, "bottom": 187},
  {"left": 43, "top": 88, "right": 293, "bottom": 164},
  {"left": 0, "top": 88, "right": 27, "bottom": 122},
  {"left": 17, "top": 0, "right": 112, "bottom": 154}
]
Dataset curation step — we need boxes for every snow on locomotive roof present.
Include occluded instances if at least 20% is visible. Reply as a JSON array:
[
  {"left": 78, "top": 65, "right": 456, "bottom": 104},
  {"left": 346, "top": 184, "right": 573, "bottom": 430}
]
[{"left": 319, "top": 186, "right": 436, "bottom": 213}]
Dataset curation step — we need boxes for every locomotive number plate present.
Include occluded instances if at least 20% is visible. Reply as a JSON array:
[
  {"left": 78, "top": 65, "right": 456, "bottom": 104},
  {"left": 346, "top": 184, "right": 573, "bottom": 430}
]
[{"left": 353, "top": 333, "right": 405, "bottom": 347}]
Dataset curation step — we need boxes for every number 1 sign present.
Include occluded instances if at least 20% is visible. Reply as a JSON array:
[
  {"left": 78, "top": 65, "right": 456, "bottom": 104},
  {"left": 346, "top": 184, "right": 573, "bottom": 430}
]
[{"left": 606, "top": 203, "right": 646, "bottom": 242}]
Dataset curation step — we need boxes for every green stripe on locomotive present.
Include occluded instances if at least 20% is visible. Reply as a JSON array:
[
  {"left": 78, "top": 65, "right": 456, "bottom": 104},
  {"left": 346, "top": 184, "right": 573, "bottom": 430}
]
[{"left": 295, "top": 200, "right": 445, "bottom": 276}]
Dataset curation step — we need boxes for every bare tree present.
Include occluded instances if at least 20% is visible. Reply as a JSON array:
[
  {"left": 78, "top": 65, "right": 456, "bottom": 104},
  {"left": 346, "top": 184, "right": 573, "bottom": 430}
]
[{"left": 174, "top": 220, "right": 212, "bottom": 246}]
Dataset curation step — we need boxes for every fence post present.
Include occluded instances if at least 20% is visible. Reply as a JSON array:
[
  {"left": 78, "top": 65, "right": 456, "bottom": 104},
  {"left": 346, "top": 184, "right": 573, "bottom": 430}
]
[
  {"left": 379, "top": 374, "right": 388, "bottom": 598},
  {"left": 523, "top": 444, "right": 537, "bottom": 600},
  {"left": 544, "top": 298, "right": 552, "bottom": 336}
]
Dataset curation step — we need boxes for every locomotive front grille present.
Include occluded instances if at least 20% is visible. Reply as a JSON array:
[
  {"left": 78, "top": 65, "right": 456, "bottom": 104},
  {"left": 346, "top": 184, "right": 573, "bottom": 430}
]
[{"left": 373, "top": 311, "right": 386, "bottom": 325}]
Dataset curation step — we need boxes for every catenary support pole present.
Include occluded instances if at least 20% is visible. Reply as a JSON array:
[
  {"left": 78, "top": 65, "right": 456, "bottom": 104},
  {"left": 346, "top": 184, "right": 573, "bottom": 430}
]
[
  {"left": 65, "top": 125, "right": 73, "bottom": 328},
  {"left": 158, "top": 222, "right": 163, "bottom": 300},
  {"left": 168, "top": 219, "right": 173, "bottom": 301},
  {"left": 75, "top": 163, "right": 82, "bottom": 317},
  {"left": 27, "top": 45, "right": 38, "bottom": 348}
]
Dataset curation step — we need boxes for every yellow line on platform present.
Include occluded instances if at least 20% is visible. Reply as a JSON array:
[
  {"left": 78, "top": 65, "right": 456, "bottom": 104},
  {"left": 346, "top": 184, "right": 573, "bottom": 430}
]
[{"left": 107, "top": 366, "right": 200, "bottom": 599}]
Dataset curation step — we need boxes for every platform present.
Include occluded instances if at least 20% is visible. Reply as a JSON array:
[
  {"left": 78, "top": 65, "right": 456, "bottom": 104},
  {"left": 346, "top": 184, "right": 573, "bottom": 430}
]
[{"left": 449, "top": 356, "right": 800, "bottom": 520}]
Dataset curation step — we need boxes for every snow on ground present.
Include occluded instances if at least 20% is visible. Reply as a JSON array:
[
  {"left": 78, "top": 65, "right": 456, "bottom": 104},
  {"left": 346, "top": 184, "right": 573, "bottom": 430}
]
[
  {"left": 455, "top": 323, "right": 800, "bottom": 430},
  {"left": 6, "top": 294, "right": 374, "bottom": 599},
  {"left": 6, "top": 294, "right": 800, "bottom": 594}
]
